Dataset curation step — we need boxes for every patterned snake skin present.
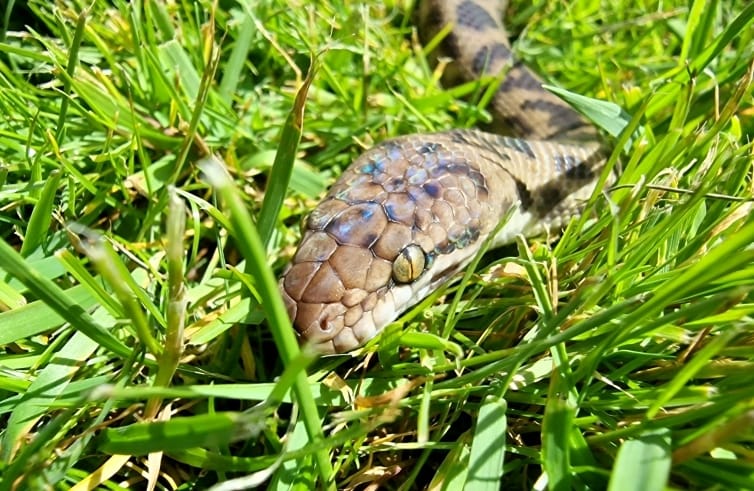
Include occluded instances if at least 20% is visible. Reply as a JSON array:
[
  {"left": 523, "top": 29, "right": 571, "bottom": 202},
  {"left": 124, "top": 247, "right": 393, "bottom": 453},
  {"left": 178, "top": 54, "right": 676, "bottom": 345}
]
[{"left": 279, "top": 0, "right": 610, "bottom": 353}]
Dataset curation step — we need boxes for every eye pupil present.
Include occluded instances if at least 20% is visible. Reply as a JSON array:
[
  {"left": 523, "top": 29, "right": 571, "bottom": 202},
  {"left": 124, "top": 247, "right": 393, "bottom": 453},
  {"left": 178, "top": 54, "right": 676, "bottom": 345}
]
[{"left": 392, "top": 244, "right": 426, "bottom": 283}]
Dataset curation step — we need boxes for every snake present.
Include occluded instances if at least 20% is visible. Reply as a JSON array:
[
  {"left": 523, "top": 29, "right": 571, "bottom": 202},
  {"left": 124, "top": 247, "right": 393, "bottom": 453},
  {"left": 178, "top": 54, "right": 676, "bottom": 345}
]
[{"left": 279, "top": 0, "right": 612, "bottom": 354}]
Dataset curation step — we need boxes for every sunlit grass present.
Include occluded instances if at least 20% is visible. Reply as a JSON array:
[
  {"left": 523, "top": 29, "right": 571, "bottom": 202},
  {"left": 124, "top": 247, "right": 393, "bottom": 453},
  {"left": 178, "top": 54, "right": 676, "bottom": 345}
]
[{"left": 0, "top": 0, "right": 753, "bottom": 489}]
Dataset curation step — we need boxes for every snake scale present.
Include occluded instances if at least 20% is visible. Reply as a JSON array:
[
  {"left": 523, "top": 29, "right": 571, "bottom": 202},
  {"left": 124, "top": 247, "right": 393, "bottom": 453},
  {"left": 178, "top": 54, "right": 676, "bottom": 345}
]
[{"left": 279, "top": 0, "right": 611, "bottom": 353}]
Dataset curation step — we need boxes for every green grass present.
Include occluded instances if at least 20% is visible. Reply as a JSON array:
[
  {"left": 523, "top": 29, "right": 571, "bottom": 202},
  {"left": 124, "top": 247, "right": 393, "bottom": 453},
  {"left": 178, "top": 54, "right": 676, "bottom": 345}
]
[{"left": 1, "top": 0, "right": 753, "bottom": 489}]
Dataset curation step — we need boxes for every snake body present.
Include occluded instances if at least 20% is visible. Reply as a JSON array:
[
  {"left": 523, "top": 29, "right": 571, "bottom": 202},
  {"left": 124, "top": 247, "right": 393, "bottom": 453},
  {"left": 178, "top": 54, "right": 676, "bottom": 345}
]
[{"left": 279, "top": 0, "right": 609, "bottom": 353}]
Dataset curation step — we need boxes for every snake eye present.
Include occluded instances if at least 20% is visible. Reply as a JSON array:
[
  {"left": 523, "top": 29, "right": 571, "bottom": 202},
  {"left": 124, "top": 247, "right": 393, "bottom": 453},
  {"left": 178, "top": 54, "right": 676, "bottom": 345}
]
[{"left": 392, "top": 244, "right": 426, "bottom": 284}]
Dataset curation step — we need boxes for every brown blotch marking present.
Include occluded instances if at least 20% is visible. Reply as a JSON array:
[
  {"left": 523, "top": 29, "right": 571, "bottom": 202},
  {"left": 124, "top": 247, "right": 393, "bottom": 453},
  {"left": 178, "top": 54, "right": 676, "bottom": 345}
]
[
  {"left": 537, "top": 185, "right": 566, "bottom": 214},
  {"left": 471, "top": 42, "right": 511, "bottom": 75},
  {"left": 513, "top": 179, "right": 534, "bottom": 210},
  {"left": 456, "top": 0, "right": 499, "bottom": 30},
  {"left": 555, "top": 156, "right": 595, "bottom": 180},
  {"left": 439, "top": 30, "right": 462, "bottom": 62},
  {"left": 521, "top": 98, "right": 586, "bottom": 132},
  {"left": 501, "top": 137, "right": 536, "bottom": 159},
  {"left": 449, "top": 129, "right": 471, "bottom": 145},
  {"left": 500, "top": 64, "right": 541, "bottom": 91}
]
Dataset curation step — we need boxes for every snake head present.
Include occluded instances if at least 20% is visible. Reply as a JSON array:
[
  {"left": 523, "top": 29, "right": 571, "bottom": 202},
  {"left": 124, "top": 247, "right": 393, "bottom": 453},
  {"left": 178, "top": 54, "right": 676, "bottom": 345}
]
[
  {"left": 278, "top": 134, "right": 500, "bottom": 353},
  {"left": 280, "top": 218, "right": 441, "bottom": 353}
]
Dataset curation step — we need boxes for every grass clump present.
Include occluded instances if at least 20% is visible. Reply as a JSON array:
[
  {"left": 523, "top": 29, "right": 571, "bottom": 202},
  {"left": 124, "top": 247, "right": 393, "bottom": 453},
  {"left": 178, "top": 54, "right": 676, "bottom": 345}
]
[{"left": 0, "top": 0, "right": 753, "bottom": 489}]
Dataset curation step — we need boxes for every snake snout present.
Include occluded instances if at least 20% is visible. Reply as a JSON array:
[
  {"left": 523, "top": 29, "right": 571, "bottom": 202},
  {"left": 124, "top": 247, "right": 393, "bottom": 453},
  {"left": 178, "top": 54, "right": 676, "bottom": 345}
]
[{"left": 279, "top": 230, "right": 402, "bottom": 352}]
